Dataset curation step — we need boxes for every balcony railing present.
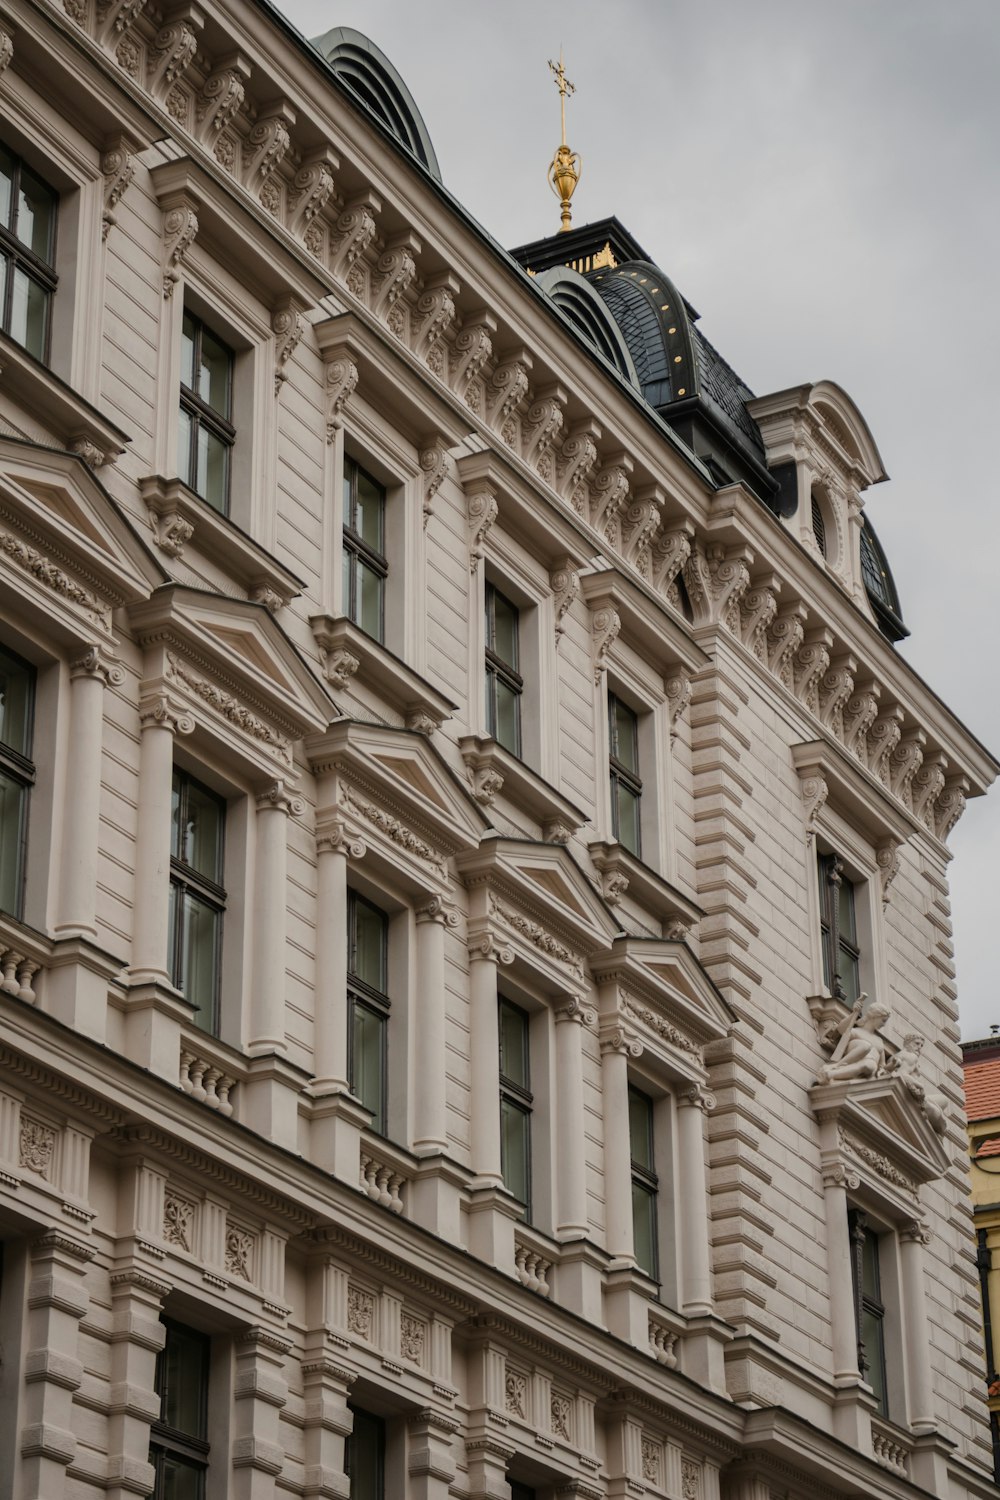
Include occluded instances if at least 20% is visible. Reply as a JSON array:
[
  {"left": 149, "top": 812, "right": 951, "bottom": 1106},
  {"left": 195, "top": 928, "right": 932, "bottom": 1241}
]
[{"left": 871, "top": 1416, "right": 911, "bottom": 1479}]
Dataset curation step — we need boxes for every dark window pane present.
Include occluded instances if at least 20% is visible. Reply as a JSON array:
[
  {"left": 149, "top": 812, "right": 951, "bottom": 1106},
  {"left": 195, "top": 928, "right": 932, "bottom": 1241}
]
[
  {"left": 500, "top": 1096, "right": 530, "bottom": 1207},
  {"left": 177, "top": 407, "right": 194, "bottom": 493},
  {"left": 862, "top": 1306, "right": 887, "bottom": 1412},
  {"left": 631, "top": 1179, "right": 658, "bottom": 1278},
  {"left": 157, "top": 1324, "right": 208, "bottom": 1438},
  {"left": 180, "top": 313, "right": 196, "bottom": 390},
  {"left": 611, "top": 696, "right": 639, "bottom": 774},
  {"left": 840, "top": 948, "right": 861, "bottom": 1006},
  {"left": 173, "top": 775, "right": 224, "bottom": 881},
  {"left": 351, "top": 999, "right": 386, "bottom": 1131},
  {"left": 0, "top": 150, "right": 12, "bottom": 226},
  {"left": 490, "top": 589, "right": 519, "bottom": 668},
  {"left": 499, "top": 1000, "right": 529, "bottom": 1089},
  {"left": 10, "top": 265, "right": 48, "bottom": 359},
  {"left": 492, "top": 676, "right": 520, "bottom": 756},
  {"left": 17, "top": 166, "right": 56, "bottom": 262},
  {"left": 350, "top": 897, "right": 386, "bottom": 991},
  {"left": 628, "top": 1087, "right": 654, "bottom": 1171},
  {"left": 196, "top": 424, "right": 229, "bottom": 512},
  {"left": 347, "top": 1409, "right": 384, "bottom": 1500},
  {"left": 0, "top": 648, "right": 33, "bottom": 756},
  {"left": 177, "top": 892, "right": 220, "bottom": 1031},
  {"left": 198, "top": 326, "right": 231, "bottom": 415},
  {"left": 356, "top": 558, "right": 383, "bottom": 641},
  {"left": 838, "top": 877, "right": 857, "bottom": 944},
  {"left": 354, "top": 468, "right": 384, "bottom": 550},
  {"left": 0, "top": 768, "right": 27, "bottom": 914},
  {"left": 159, "top": 1453, "right": 205, "bottom": 1500},
  {"left": 614, "top": 779, "right": 641, "bottom": 856}
]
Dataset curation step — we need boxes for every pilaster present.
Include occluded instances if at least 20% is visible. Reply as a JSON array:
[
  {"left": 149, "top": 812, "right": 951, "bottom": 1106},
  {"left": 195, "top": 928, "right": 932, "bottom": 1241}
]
[{"left": 19, "top": 1230, "right": 94, "bottom": 1500}]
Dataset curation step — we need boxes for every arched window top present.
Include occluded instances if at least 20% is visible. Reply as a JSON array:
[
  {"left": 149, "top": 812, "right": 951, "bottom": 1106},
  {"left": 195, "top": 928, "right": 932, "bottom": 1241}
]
[
  {"left": 311, "top": 27, "right": 442, "bottom": 181},
  {"left": 860, "top": 516, "right": 908, "bottom": 642},
  {"left": 534, "top": 266, "right": 641, "bottom": 390}
]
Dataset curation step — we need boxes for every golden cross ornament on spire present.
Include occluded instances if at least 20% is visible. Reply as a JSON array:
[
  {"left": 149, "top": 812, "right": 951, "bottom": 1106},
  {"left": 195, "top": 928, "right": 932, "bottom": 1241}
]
[{"left": 547, "top": 48, "right": 581, "bottom": 233}]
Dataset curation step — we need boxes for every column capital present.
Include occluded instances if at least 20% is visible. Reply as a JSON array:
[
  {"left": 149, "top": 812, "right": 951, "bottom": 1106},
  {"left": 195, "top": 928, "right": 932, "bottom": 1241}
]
[
  {"left": 678, "top": 1084, "right": 716, "bottom": 1112},
  {"left": 416, "top": 895, "right": 460, "bottom": 929},
  {"left": 901, "top": 1219, "right": 932, "bottom": 1245},
  {"left": 468, "top": 932, "right": 514, "bottom": 966},
  {"left": 138, "top": 692, "right": 194, "bottom": 736},
  {"left": 31, "top": 1229, "right": 96, "bottom": 1264},
  {"left": 556, "top": 996, "right": 596, "bottom": 1027},
  {"left": 256, "top": 779, "right": 304, "bottom": 816},
  {"left": 70, "top": 645, "right": 125, "bottom": 687},
  {"left": 316, "top": 816, "right": 366, "bottom": 860},
  {"left": 599, "top": 1025, "right": 642, "bottom": 1058},
  {"left": 407, "top": 1407, "right": 462, "bottom": 1437},
  {"left": 822, "top": 1161, "right": 861, "bottom": 1191}
]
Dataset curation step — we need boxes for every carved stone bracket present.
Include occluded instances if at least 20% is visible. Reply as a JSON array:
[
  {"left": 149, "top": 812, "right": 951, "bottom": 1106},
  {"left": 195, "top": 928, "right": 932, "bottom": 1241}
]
[
  {"left": 324, "top": 356, "right": 359, "bottom": 439},
  {"left": 451, "top": 313, "right": 496, "bottom": 396},
  {"left": 467, "top": 482, "right": 498, "bottom": 573},
  {"left": 0, "top": 27, "right": 13, "bottom": 72},
  {"left": 592, "top": 457, "right": 632, "bottom": 541},
  {"left": 468, "top": 765, "right": 503, "bottom": 807},
  {"left": 147, "top": 16, "right": 201, "bottom": 99},
  {"left": 664, "top": 669, "right": 692, "bottom": 744},
  {"left": 794, "top": 630, "right": 833, "bottom": 714},
  {"left": 101, "top": 137, "right": 134, "bottom": 240},
  {"left": 487, "top": 351, "right": 532, "bottom": 429},
  {"left": 549, "top": 559, "right": 579, "bottom": 646},
  {"left": 556, "top": 420, "right": 600, "bottom": 511},
  {"left": 414, "top": 274, "right": 459, "bottom": 361},
  {"left": 523, "top": 385, "right": 567, "bottom": 475},
  {"left": 651, "top": 522, "right": 693, "bottom": 593},
  {"left": 739, "top": 578, "right": 780, "bottom": 659},
  {"left": 875, "top": 838, "right": 902, "bottom": 904},
  {"left": 288, "top": 151, "right": 337, "bottom": 235},
  {"left": 591, "top": 606, "right": 621, "bottom": 684},
  {"left": 818, "top": 655, "right": 858, "bottom": 738},
  {"left": 767, "top": 602, "right": 808, "bottom": 687},
  {"left": 796, "top": 769, "right": 829, "bottom": 842},
  {"left": 419, "top": 435, "right": 450, "bottom": 527},
  {"left": 196, "top": 55, "right": 250, "bottom": 137},
  {"left": 374, "top": 234, "right": 419, "bottom": 318},
  {"left": 272, "top": 299, "right": 306, "bottom": 395},
  {"left": 332, "top": 194, "right": 380, "bottom": 277},
  {"left": 243, "top": 106, "right": 294, "bottom": 191}
]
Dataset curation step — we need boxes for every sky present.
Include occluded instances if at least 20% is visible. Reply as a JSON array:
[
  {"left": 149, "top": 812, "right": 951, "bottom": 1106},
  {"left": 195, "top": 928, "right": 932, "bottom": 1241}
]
[{"left": 277, "top": 0, "right": 1000, "bottom": 1038}]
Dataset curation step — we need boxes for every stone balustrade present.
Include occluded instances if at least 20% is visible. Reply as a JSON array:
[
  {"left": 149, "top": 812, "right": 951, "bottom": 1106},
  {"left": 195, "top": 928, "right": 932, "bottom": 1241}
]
[
  {"left": 871, "top": 1417, "right": 911, "bottom": 1478},
  {"left": 179, "top": 1046, "right": 238, "bottom": 1115},
  {"left": 514, "top": 1233, "right": 552, "bottom": 1297}
]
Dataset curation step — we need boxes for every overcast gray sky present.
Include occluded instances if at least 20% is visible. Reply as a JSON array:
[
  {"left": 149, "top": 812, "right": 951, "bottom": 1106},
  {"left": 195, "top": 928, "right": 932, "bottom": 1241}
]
[{"left": 278, "top": 0, "right": 1000, "bottom": 1039}]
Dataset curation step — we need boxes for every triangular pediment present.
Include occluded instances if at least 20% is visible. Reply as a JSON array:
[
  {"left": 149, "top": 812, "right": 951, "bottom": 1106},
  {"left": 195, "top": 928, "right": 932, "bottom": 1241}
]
[
  {"left": 307, "top": 720, "right": 490, "bottom": 860},
  {"left": 458, "top": 839, "right": 623, "bottom": 952},
  {"left": 593, "top": 936, "right": 734, "bottom": 1050},
  {"left": 812, "top": 1074, "right": 951, "bottom": 1190},
  {"left": 0, "top": 439, "right": 165, "bottom": 624},
  {"left": 128, "top": 585, "right": 333, "bottom": 741}
]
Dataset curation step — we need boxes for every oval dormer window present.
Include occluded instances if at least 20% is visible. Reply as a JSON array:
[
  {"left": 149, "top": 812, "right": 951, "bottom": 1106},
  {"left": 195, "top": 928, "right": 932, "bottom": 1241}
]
[{"left": 811, "top": 492, "right": 827, "bottom": 557}]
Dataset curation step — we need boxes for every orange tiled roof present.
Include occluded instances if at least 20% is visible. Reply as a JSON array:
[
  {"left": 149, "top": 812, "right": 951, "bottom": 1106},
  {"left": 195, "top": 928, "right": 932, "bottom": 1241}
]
[{"left": 963, "top": 1055, "right": 1000, "bottom": 1122}]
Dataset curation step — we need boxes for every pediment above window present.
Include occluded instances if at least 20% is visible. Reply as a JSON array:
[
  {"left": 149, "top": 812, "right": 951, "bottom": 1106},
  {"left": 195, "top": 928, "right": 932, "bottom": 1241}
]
[
  {"left": 458, "top": 838, "right": 622, "bottom": 988},
  {"left": 307, "top": 719, "right": 489, "bottom": 890},
  {"left": 792, "top": 738, "right": 917, "bottom": 848},
  {"left": 580, "top": 566, "right": 709, "bottom": 683},
  {"left": 458, "top": 733, "right": 587, "bottom": 842},
  {"left": 588, "top": 840, "right": 702, "bottom": 939},
  {"left": 128, "top": 585, "right": 332, "bottom": 774},
  {"left": 0, "top": 438, "right": 164, "bottom": 643},
  {"left": 454, "top": 444, "right": 588, "bottom": 572},
  {"left": 591, "top": 936, "right": 734, "bottom": 1071},
  {"left": 309, "top": 614, "right": 456, "bottom": 733},
  {"left": 812, "top": 1075, "right": 951, "bottom": 1212}
]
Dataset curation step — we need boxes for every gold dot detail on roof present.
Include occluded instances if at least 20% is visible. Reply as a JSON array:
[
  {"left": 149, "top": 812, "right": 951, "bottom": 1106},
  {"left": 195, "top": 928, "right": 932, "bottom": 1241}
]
[
  {"left": 677, "top": 388, "right": 686, "bottom": 396},
  {"left": 651, "top": 288, "right": 659, "bottom": 294},
  {"left": 639, "top": 277, "right": 647, "bottom": 284},
  {"left": 661, "top": 304, "right": 670, "bottom": 312},
  {"left": 668, "top": 326, "right": 677, "bottom": 335},
  {"left": 673, "top": 355, "right": 682, "bottom": 364}
]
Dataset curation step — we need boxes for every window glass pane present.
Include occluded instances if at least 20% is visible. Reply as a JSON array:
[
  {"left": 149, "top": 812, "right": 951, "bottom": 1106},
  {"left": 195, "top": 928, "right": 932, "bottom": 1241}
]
[
  {"left": 493, "top": 677, "right": 520, "bottom": 757},
  {"left": 10, "top": 265, "right": 48, "bottom": 359},
  {"left": 861, "top": 1229, "right": 880, "bottom": 1299},
  {"left": 612, "top": 697, "right": 639, "bottom": 774},
  {"left": 490, "top": 590, "right": 519, "bottom": 668},
  {"left": 343, "top": 464, "right": 355, "bottom": 525},
  {"left": 199, "top": 426, "right": 229, "bottom": 513},
  {"left": 177, "top": 407, "right": 194, "bottom": 490},
  {"left": 351, "top": 1000, "right": 385, "bottom": 1131},
  {"left": 0, "top": 149, "right": 12, "bottom": 226},
  {"left": 631, "top": 1179, "right": 658, "bottom": 1278},
  {"left": 351, "top": 898, "right": 386, "bottom": 991},
  {"left": 17, "top": 166, "right": 55, "bottom": 262},
  {"left": 840, "top": 947, "right": 861, "bottom": 1006},
  {"left": 178, "top": 891, "right": 220, "bottom": 1032},
  {"left": 615, "top": 780, "right": 641, "bottom": 856},
  {"left": 354, "top": 469, "right": 384, "bottom": 551},
  {"left": 500, "top": 1096, "right": 530, "bottom": 1207},
  {"left": 158, "top": 1324, "right": 208, "bottom": 1438},
  {"left": 347, "top": 1409, "right": 384, "bottom": 1500},
  {"left": 160, "top": 1453, "right": 205, "bottom": 1500},
  {"left": 356, "top": 559, "right": 383, "bottom": 641},
  {"left": 0, "top": 648, "right": 33, "bottom": 756},
  {"left": 628, "top": 1087, "right": 654, "bottom": 1171},
  {"left": 0, "top": 768, "right": 26, "bottom": 915},
  {"left": 499, "top": 1000, "right": 529, "bottom": 1089},
  {"left": 343, "top": 548, "right": 354, "bottom": 618},
  {"left": 177, "top": 779, "right": 224, "bottom": 882},
  {"left": 838, "top": 876, "right": 857, "bottom": 944},
  {"left": 198, "top": 326, "right": 231, "bottom": 415},
  {"left": 181, "top": 313, "right": 196, "bottom": 390},
  {"left": 861, "top": 1307, "right": 887, "bottom": 1411}
]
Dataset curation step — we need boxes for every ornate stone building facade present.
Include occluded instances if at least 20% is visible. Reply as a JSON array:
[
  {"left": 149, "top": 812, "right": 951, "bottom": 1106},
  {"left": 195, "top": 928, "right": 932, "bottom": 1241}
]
[{"left": 0, "top": 5, "right": 995, "bottom": 1500}]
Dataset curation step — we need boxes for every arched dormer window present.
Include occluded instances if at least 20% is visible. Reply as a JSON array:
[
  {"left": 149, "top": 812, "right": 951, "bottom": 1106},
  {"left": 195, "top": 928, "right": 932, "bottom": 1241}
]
[
  {"left": 811, "top": 491, "right": 827, "bottom": 557},
  {"left": 312, "top": 27, "right": 442, "bottom": 181},
  {"left": 534, "top": 266, "right": 641, "bottom": 390},
  {"left": 860, "top": 516, "right": 908, "bottom": 642}
]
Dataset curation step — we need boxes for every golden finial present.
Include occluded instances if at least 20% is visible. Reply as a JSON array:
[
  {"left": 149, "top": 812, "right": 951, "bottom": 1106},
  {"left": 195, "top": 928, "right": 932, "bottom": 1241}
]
[{"left": 547, "top": 49, "right": 581, "bottom": 234}]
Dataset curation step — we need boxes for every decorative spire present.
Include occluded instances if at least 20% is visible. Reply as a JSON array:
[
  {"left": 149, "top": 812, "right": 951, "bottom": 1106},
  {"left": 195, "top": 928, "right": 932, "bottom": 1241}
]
[{"left": 547, "top": 49, "right": 581, "bottom": 233}]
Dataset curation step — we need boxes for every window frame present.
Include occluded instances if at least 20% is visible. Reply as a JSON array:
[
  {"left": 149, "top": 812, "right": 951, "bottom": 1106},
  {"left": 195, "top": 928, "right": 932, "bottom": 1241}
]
[
  {"left": 628, "top": 1082, "right": 660, "bottom": 1280},
  {"left": 484, "top": 579, "right": 523, "bottom": 757},
  {"left": 346, "top": 1405, "right": 385, "bottom": 1500},
  {"left": 608, "top": 690, "right": 643, "bottom": 858},
  {"left": 0, "top": 643, "right": 35, "bottom": 922},
  {"left": 149, "top": 1318, "right": 211, "bottom": 1500},
  {"left": 818, "top": 850, "right": 862, "bottom": 1005},
  {"left": 169, "top": 768, "right": 227, "bottom": 1035},
  {"left": 0, "top": 145, "right": 59, "bottom": 364},
  {"left": 178, "top": 308, "right": 236, "bottom": 515},
  {"left": 343, "top": 455, "right": 388, "bottom": 643},
  {"left": 347, "top": 888, "right": 391, "bottom": 1136},
  {"left": 848, "top": 1208, "right": 889, "bottom": 1416},
  {"left": 498, "top": 994, "right": 533, "bottom": 1218}
]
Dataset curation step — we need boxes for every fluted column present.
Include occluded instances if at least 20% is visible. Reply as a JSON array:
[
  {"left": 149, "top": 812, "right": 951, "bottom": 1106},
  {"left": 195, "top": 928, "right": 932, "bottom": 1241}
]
[
  {"left": 55, "top": 647, "right": 124, "bottom": 937},
  {"left": 600, "top": 1027, "right": 643, "bottom": 1261},
  {"left": 413, "top": 897, "right": 459, "bottom": 1154},
  {"left": 131, "top": 696, "right": 193, "bottom": 984},
  {"left": 676, "top": 1085, "right": 715, "bottom": 1316},
  {"left": 900, "top": 1220, "right": 936, "bottom": 1430},
  {"left": 248, "top": 780, "right": 302, "bottom": 1056},
  {"left": 468, "top": 935, "right": 512, "bottom": 1185},
  {"left": 554, "top": 997, "right": 595, "bottom": 1237},
  {"left": 313, "top": 823, "right": 366, "bottom": 1091}
]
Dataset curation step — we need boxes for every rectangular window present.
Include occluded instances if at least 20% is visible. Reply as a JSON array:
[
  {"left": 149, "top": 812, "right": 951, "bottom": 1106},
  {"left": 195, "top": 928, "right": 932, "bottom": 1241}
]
[
  {"left": 609, "top": 692, "right": 642, "bottom": 857},
  {"left": 347, "top": 891, "right": 389, "bottom": 1135},
  {"left": 149, "top": 1319, "right": 210, "bottom": 1500},
  {"left": 170, "top": 770, "right": 226, "bottom": 1034},
  {"left": 0, "top": 646, "right": 35, "bottom": 919},
  {"left": 346, "top": 1407, "right": 384, "bottom": 1500},
  {"left": 628, "top": 1085, "right": 659, "bottom": 1279},
  {"left": 498, "top": 996, "right": 532, "bottom": 1215},
  {"left": 178, "top": 310, "right": 234, "bottom": 514},
  {"left": 0, "top": 146, "right": 57, "bottom": 362},
  {"left": 343, "top": 457, "right": 387, "bottom": 642},
  {"left": 818, "top": 852, "right": 861, "bottom": 1004},
  {"left": 849, "top": 1209, "right": 888, "bottom": 1415},
  {"left": 485, "top": 582, "right": 522, "bottom": 757}
]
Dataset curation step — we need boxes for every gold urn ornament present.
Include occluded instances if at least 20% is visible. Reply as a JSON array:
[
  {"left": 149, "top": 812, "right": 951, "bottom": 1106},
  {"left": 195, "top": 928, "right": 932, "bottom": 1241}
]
[{"left": 547, "top": 51, "right": 581, "bottom": 232}]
